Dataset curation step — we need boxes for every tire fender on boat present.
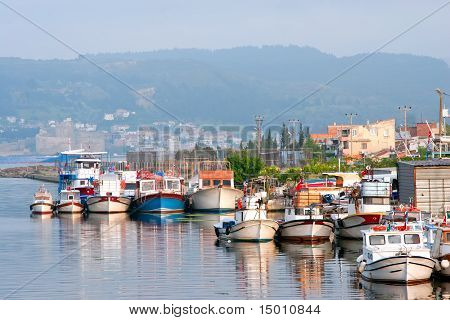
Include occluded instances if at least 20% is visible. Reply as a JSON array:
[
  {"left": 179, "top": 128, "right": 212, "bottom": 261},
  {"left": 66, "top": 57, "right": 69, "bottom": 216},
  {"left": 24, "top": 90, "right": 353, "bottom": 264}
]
[
  {"left": 356, "top": 255, "right": 364, "bottom": 263},
  {"left": 358, "top": 261, "right": 366, "bottom": 273},
  {"left": 225, "top": 226, "right": 231, "bottom": 235}
]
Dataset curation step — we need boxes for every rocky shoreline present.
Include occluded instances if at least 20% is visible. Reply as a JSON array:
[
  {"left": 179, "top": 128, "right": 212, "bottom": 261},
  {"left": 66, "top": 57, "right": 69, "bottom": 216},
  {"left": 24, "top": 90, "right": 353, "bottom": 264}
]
[{"left": 0, "top": 165, "right": 58, "bottom": 183}]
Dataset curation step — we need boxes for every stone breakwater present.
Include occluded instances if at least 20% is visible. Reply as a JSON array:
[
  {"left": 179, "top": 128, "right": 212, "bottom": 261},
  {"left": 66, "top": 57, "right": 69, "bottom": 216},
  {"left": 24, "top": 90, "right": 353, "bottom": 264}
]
[{"left": 0, "top": 165, "right": 58, "bottom": 183}]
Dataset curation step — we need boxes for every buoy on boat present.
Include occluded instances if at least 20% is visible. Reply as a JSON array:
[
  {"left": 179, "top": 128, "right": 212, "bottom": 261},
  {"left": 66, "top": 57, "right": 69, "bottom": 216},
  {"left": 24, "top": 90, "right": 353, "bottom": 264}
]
[
  {"left": 441, "top": 260, "right": 450, "bottom": 269},
  {"left": 371, "top": 225, "right": 387, "bottom": 231}
]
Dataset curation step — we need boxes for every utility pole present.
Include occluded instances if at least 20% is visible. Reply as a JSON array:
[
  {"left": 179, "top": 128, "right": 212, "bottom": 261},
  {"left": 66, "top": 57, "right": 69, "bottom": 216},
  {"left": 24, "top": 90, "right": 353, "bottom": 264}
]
[
  {"left": 255, "top": 115, "right": 264, "bottom": 157},
  {"left": 398, "top": 106, "right": 412, "bottom": 154},
  {"left": 436, "top": 88, "right": 447, "bottom": 136},
  {"left": 345, "top": 113, "right": 357, "bottom": 159},
  {"left": 289, "top": 119, "right": 300, "bottom": 166}
]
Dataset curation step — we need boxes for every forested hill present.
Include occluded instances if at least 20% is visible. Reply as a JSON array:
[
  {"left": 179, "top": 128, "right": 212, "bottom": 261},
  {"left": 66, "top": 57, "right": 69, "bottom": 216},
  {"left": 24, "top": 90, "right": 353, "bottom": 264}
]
[{"left": 1, "top": 45, "right": 449, "bottom": 130}]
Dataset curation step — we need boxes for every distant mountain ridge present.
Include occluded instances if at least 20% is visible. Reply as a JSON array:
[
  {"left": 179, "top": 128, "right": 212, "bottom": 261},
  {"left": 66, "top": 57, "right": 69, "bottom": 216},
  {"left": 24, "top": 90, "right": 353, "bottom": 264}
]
[{"left": 0, "top": 45, "right": 449, "bottom": 131}]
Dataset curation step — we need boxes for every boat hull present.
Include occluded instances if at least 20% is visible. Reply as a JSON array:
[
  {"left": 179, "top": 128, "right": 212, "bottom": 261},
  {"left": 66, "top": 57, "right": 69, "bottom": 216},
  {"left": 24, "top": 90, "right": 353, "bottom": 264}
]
[
  {"left": 133, "top": 192, "right": 185, "bottom": 214},
  {"left": 336, "top": 213, "right": 383, "bottom": 239},
  {"left": 216, "top": 220, "right": 279, "bottom": 241},
  {"left": 30, "top": 202, "right": 53, "bottom": 215},
  {"left": 191, "top": 188, "right": 243, "bottom": 212},
  {"left": 360, "top": 256, "right": 435, "bottom": 284},
  {"left": 56, "top": 201, "right": 84, "bottom": 214},
  {"left": 278, "top": 219, "right": 334, "bottom": 242},
  {"left": 86, "top": 196, "right": 131, "bottom": 213}
]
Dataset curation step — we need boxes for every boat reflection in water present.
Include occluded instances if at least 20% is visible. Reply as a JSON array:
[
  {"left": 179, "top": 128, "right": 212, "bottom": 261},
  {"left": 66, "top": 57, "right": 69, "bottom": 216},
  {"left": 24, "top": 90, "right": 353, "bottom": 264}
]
[
  {"left": 215, "top": 240, "right": 277, "bottom": 299},
  {"left": 359, "top": 279, "right": 434, "bottom": 300},
  {"left": 278, "top": 240, "right": 334, "bottom": 298},
  {"left": 30, "top": 213, "right": 53, "bottom": 220},
  {"left": 434, "top": 281, "right": 450, "bottom": 299},
  {"left": 336, "top": 238, "right": 362, "bottom": 261},
  {"left": 88, "top": 212, "right": 129, "bottom": 225},
  {"left": 131, "top": 212, "right": 185, "bottom": 224}
]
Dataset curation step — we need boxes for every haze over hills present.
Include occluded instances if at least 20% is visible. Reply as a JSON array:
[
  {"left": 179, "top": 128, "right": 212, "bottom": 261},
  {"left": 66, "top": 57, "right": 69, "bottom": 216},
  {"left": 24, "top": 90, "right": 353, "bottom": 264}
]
[{"left": 1, "top": 45, "right": 449, "bottom": 131}]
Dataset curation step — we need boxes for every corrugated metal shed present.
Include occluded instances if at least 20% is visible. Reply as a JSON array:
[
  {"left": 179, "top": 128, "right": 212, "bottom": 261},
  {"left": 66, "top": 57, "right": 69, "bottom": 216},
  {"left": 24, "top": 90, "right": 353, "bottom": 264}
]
[{"left": 398, "top": 159, "right": 450, "bottom": 213}]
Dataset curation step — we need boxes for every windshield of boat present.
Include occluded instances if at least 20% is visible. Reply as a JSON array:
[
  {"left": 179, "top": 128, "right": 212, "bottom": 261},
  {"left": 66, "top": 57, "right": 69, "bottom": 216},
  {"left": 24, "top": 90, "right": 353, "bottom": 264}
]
[
  {"left": 165, "top": 179, "right": 180, "bottom": 191},
  {"left": 369, "top": 235, "right": 385, "bottom": 245},
  {"left": 404, "top": 234, "right": 420, "bottom": 244},
  {"left": 388, "top": 235, "right": 401, "bottom": 244},
  {"left": 141, "top": 180, "right": 155, "bottom": 192},
  {"left": 125, "top": 183, "right": 135, "bottom": 190}
]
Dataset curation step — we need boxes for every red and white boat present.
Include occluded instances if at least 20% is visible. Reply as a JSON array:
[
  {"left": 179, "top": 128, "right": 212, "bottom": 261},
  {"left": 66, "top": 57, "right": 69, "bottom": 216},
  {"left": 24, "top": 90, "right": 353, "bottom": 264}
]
[
  {"left": 278, "top": 207, "right": 334, "bottom": 242},
  {"left": 333, "top": 179, "right": 390, "bottom": 239},
  {"left": 30, "top": 185, "right": 54, "bottom": 215},
  {"left": 56, "top": 189, "right": 84, "bottom": 214},
  {"left": 86, "top": 173, "right": 131, "bottom": 213}
]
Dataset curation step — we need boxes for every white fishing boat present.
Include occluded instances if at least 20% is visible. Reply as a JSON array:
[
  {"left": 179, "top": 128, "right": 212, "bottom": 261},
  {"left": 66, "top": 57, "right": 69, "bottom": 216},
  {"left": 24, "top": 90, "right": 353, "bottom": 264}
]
[
  {"left": 332, "top": 178, "right": 389, "bottom": 239},
  {"left": 86, "top": 173, "right": 131, "bottom": 213},
  {"left": 190, "top": 161, "right": 243, "bottom": 212},
  {"left": 56, "top": 189, "right": 84, "bottom": 214},
  {"left": 429, "top": 224, "right": 450, "bottom": 278},
  {"left": 30, "top": 185, "right": 54, "bottom": 215},
  {"left": 357, "top": 225, "right": 435, "bottom": 284},
  {"left": 213, "top": 195, "right": 279, "bottom": 241},
  {"left": 277, "top": 206, "right": 334, "bottom": 242}
]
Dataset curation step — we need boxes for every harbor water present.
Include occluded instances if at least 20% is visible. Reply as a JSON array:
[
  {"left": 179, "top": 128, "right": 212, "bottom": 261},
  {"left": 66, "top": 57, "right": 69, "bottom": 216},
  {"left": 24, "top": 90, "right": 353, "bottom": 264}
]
[{"left": 0, "top": 177, "right": 449, "bottom": 300}]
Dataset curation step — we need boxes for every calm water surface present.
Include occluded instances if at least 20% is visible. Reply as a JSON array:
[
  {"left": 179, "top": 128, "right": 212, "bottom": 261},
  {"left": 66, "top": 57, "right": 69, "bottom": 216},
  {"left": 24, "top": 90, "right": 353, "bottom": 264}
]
[{"left": 0, "top": 178, "right": 449, "bottom": 300}]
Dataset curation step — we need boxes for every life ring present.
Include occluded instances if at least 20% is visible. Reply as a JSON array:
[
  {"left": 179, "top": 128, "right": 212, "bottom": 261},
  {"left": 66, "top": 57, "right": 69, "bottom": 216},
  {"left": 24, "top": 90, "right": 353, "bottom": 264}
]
[
  {"left": 372, "top": 225, "right": 387, "bottom": 231},
  {"left": 120, "top": 180, "right": 126, "bottom": 189}
]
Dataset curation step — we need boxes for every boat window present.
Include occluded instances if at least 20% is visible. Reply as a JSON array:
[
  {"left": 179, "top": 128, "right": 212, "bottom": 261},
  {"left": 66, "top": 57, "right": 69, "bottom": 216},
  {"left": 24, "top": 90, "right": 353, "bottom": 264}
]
[
  {"left": 141, "top": 180, "right": 155, "bottom": 192},
  {"left": 166, "top": 180, "right": 180, "bottom": 190},
  {"left": 388, "top": 235, "right": 401, "bottom": 244},
  {"left": 445, "top": 233, "right": 450, "bottom": 243},
  {"left": 80, "top": 180, "right": 85, "bottom": 186},
  {"left": 203, "top": 179, "right": 211, "bottom": 187},
  {"left": 213, "top": 180, "right": 220, "bottom": 186},
  {"left": 364, "top": 197, "right": 389, "bottom": 205},
  {"left": 125, "top": 183, "right": 135, "bottom": 190},
  {"left": 222, "top": 180, "right": 231, "bottom": 187},
  {"left": 68, "top": 195, "right": 74, "bottom": 200},
  {"left": 404, "top": 234, "right": 420, "bottom": 244},
  {"left": 369, "top": 235, "right": 385, "bottom": 245}
]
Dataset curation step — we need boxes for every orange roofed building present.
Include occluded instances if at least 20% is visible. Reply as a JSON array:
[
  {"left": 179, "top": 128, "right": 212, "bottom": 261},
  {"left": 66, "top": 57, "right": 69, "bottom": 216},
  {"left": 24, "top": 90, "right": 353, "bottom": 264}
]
[{"left": 311, "top": 118, "right": 396, "bottom": 159}]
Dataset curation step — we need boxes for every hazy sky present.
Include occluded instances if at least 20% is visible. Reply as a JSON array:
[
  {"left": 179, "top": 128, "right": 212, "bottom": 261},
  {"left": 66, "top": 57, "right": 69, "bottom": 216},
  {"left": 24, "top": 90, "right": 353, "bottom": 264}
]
[{"left": 1, "top": 0, "right": 450, "bottom": 61}]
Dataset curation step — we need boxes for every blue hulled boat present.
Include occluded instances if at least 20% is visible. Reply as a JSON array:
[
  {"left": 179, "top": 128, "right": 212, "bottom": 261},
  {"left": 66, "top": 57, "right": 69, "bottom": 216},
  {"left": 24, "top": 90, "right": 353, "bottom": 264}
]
[
  {"left": 133, "top": 192, "right": 185, "bottom": 213},
  {"left": 131, "top": 170, "right": 185, "bottom": 214}
]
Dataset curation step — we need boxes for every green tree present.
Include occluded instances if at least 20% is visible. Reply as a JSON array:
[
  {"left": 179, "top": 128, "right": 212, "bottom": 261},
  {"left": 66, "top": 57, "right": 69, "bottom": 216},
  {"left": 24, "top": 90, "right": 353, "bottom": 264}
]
[
  {"left": 280, "top": 167, "right": 303, "bottom": 183},
  {"left": 227, "top": 150, "right": 265, "bottom": 184}
]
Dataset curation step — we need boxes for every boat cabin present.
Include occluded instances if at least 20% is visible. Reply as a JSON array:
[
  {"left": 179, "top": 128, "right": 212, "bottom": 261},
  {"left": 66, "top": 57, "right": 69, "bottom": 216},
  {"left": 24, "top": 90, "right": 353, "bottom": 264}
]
[
  {"left": 198, "top": 161, "right": 235, "bottom": 189},
  {"left": 348, "top": 180, "right": 391, "bottom": 214},
  {"left": 34, "top": 186, "right": 52, "bottom": 201},
  {"left": 322, "top": 172, "right": 361, "bottom": 188},
  {"left": 362, "top": 227, "right": 429, "bottom": 263},
  {"left": 59, "top": 189, "right": 81, "bottom": 201},
  {"left": 97, "top": 173, "right": 122, "bottom": 197}
]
